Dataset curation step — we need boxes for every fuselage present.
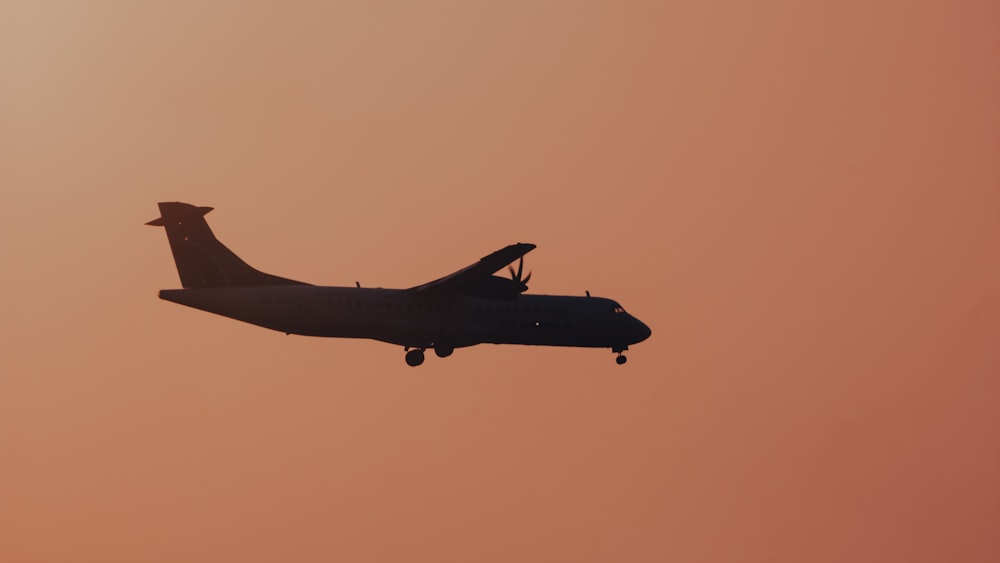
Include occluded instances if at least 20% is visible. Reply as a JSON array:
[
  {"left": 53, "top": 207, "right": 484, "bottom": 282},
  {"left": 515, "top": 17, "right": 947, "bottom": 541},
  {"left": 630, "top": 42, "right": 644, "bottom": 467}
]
[{"left": 159, "top": 286, "right": 652, "bottom": 352}]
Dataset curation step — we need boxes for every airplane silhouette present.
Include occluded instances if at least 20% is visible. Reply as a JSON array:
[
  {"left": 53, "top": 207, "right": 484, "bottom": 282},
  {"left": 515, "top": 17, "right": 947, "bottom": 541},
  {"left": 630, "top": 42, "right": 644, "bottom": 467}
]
[{"left": 147, "top": 202, "right": 651, "bottom": 366}]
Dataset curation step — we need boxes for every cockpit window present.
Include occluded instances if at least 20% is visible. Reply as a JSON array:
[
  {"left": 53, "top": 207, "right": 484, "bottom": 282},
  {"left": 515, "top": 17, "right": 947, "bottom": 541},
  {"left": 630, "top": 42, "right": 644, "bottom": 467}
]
[{"left": 613, "top": 306, "right": 626, "bottom": 313}]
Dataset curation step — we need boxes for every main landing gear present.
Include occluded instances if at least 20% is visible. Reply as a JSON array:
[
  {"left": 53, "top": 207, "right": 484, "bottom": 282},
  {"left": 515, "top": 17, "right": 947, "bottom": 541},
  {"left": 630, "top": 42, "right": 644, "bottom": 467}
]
[
  {"left": 405, "top": 345, "right": 454, "bottom": 366},
  {"left": 405, "top": 348, "right": 425, "bottom": 367}
]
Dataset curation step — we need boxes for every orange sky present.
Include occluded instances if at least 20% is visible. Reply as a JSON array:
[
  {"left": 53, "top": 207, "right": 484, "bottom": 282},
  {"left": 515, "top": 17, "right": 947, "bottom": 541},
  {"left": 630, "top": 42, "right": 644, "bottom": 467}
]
[{"left": 2, "top": 1, "right": 998, "bottom": 561}]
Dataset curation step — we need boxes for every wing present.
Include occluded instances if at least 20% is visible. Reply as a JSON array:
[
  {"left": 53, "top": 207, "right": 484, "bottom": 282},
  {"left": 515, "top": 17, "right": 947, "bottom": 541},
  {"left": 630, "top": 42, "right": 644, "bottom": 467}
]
[{"left": 407, "top": 243, "right": 536, "bottom": 297}]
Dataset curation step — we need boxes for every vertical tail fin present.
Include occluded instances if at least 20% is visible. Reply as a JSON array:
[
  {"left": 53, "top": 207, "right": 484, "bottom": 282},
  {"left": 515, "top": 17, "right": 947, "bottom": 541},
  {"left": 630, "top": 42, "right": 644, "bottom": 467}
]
[{"left": 147, "top": 202, "right": 308, "bottom": 288}]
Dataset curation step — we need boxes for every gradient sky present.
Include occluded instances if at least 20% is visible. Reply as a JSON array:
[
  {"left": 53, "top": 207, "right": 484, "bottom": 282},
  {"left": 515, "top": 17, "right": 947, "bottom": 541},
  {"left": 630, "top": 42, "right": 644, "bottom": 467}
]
[{"left": 2, "top": 1, "right": 998, "bottom": 562}]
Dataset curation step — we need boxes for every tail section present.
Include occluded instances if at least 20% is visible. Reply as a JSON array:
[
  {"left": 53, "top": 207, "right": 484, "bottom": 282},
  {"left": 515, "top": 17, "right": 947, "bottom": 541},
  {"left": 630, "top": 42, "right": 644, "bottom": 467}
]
[{"left": 147, "top": 202, "right": 308, "bottom": 288}]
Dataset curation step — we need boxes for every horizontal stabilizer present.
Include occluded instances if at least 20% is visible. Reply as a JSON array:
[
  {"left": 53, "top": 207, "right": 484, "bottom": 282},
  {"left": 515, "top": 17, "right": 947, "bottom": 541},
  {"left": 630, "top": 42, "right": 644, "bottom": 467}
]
[{"left": 146, "top": 205, "right": 213, "bottom": 226}]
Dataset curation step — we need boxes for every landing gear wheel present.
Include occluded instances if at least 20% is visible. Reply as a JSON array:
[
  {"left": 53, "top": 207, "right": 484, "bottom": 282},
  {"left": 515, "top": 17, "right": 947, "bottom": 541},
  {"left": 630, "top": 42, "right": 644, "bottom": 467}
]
[
  {"left": 616, "top": 354, "right": 628, "bottom": 365},
  {"left": 405, "top": 349, "right": 425, "bottom": 367},
  {"left": 434, "top": 346, "right": 453, "bottom": 358}
]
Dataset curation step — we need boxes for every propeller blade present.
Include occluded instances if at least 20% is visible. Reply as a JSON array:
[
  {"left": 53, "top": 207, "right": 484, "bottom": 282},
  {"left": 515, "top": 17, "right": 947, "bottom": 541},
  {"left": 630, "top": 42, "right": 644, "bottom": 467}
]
[{"left": 508, "top": 257, "right": 530, "bottom": 290}]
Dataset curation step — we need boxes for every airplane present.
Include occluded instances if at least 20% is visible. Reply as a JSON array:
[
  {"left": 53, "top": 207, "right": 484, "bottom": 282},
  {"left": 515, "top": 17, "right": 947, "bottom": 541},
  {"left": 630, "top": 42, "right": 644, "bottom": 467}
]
[{"left": 147, "top": 202, "right": 651, "bottom": 366}]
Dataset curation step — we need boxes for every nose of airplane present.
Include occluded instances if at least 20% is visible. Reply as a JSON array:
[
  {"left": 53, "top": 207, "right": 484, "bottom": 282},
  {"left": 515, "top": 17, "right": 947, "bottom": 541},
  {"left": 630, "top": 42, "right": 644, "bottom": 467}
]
[{"left": 631, "top": 317, "right": 652, "bottom": 344}]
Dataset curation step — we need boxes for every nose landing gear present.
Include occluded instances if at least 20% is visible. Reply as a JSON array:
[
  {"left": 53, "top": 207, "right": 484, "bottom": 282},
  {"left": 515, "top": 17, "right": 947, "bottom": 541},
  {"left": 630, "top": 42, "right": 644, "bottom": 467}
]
[{"left": 613, "top": 346, "right": 628, "bottom": 366}]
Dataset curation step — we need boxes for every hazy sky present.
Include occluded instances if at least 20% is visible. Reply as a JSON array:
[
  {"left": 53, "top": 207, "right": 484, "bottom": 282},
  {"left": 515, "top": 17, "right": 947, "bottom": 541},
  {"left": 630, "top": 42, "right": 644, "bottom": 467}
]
[{"left": 2, "top": 1, "right": 998, "bottom": 561}]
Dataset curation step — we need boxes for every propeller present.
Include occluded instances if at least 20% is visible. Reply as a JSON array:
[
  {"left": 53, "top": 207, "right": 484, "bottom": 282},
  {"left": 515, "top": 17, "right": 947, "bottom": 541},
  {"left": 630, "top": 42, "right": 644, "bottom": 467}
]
[{"left": 508, "top": 256, "right": 532, "bottom": 288}]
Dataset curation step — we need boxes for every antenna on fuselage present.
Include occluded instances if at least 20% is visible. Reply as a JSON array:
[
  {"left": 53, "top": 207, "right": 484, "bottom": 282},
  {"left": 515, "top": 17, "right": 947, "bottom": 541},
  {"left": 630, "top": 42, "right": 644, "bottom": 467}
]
[
  {"left": 356, "top": 281, "right": 361, "bottom": 288},
  {"left": 586, "top": 290, "right": 590, "bottom": 297}
]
